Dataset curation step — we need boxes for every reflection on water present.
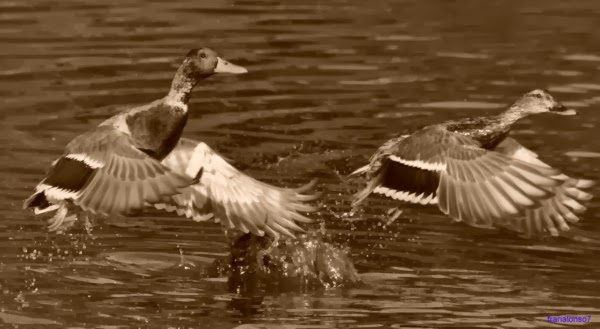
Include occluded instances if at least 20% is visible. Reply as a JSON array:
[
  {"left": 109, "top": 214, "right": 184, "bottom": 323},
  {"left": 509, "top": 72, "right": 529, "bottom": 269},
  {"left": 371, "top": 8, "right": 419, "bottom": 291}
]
[{"left": 1, "top": 0, "right": 600, "bottom": 328}]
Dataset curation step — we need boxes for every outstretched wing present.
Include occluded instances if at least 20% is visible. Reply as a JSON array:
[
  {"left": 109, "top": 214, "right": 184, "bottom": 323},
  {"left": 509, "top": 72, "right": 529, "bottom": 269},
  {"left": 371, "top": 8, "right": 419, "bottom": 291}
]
[
  {"left": 492, "top": 137, "right": 594, "bottom": 236},
  {"left": 438, "top": 140, "right": 561, "bottom": 229},
  {"left": 155, "top": 138, "right": 318, "bottom": 238},
  {"left": 24, "top": 126, "right": 191, "bottom": 216},
  {"left": 352, "top": 127, "right": 572, "bottom": 234}
]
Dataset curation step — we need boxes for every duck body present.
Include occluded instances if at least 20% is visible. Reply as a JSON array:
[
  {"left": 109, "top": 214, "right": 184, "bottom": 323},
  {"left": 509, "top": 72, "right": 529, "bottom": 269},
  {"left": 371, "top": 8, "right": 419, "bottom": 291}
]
[
  {"left": 442, "top": 115, "right": 511, "bottom": 149},
  {"left": 101, "top": 99, "right": 189, "bottom": 160},
  {"left": 353, "top": 90, "right": 594, "bottom": 237},
  {"left": 25, "top": 102, "right": 192, "bottom": 220}
]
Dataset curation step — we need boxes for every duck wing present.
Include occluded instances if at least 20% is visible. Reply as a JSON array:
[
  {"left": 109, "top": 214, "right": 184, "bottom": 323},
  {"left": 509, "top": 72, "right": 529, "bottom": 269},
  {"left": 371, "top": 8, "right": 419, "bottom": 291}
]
[
  {"left": 154, "top": 138, "right": 318, "bottom": 238},
  {"left": 353, "top": 127, "right": 569, "bottom": 232},
  {"left": 492, "top": 137, "right": 594, "bottom": 236},
  {"left": 353, "top": 128, "right": 463, "bottom": 207},
  {"left": 24, "top": 125, "right": 191, "bottom": 216}
]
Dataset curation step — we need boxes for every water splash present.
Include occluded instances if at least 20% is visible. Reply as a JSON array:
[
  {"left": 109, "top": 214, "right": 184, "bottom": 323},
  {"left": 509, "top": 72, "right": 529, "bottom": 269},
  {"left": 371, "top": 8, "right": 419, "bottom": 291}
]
[{"left": 227, "top": 231, "right": 361, "bottom": 295}]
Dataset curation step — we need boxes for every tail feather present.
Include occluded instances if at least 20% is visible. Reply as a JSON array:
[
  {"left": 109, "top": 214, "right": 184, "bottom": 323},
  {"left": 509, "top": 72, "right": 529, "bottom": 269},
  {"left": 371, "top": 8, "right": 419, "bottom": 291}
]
[
  {"left": 349, "top": 164, "right": 370, "bottom": 177},
  {"left": 34, "top": 204, "right": 59, "bottom": 215},
  {"left": 352, "top": 173, "right": 383, "bottom": 208},
  {"left": 23, "top": 191, "right": 49, "bottom": 209}
]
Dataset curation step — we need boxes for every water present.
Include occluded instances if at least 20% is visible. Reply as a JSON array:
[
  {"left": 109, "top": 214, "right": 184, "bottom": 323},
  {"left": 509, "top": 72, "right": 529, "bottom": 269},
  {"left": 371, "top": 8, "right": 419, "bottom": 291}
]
[{"left": 1, "top": 0, "right": 600, "bottom": 327}]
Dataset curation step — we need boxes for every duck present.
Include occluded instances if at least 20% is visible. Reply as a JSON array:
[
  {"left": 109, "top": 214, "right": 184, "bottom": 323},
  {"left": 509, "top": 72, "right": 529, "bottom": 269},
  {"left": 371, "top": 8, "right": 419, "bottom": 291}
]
[
  {"left": 351, "top": 89, "right": 594, "bottom": 237},
  {"left": 23, "top": 47, "right": 317, "bottom": 238}
]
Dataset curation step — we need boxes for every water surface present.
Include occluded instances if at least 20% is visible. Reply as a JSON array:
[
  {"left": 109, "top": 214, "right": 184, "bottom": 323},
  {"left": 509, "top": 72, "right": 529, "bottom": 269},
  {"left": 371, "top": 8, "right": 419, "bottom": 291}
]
[{"left": 1, "top": 0, "right": 600, "bottom": 328}]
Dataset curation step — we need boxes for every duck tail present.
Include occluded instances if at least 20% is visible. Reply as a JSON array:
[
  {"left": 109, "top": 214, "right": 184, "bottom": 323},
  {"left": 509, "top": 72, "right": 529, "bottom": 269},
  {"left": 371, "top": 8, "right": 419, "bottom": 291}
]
[
  {"left": 349, "top": 164, "right": 370, "bottom": 176},
  {"left": 23, "top": 191, "right": 48, "bottom": 209},
  {"left": 23, "top": 191, "right": 60, "bottom": 215},
  {"left": 352, "top": 174, "right": 383, "bottom": 208}
]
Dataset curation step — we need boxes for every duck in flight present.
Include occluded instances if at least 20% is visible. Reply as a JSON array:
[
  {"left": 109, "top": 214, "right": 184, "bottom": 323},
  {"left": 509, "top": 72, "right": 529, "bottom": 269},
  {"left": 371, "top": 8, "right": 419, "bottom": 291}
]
[
  {"left": 351, "top": 90, "right": 594, "bottom": 237},
  {"left": 24, "top": 48, "right": 317, "bottom": 238}
]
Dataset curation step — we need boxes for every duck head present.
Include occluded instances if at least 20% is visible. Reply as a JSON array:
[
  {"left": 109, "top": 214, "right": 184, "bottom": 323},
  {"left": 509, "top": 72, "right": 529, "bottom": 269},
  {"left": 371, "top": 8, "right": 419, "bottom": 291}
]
[
  {"left": 167, "top": 48, "right": 247, "bottom": 105},
  {"left": 509, "top": 89, "right": 577, "bottom": 116},
  {"left": 182, "top": 47, "right": 248, "bottom": 78}
]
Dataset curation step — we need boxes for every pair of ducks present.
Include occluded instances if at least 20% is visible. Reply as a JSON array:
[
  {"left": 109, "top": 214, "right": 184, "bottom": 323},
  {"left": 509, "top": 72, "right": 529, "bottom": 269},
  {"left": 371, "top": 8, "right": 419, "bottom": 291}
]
[{"left": 24, "top": 48, "right": 594, "bottom": 240}]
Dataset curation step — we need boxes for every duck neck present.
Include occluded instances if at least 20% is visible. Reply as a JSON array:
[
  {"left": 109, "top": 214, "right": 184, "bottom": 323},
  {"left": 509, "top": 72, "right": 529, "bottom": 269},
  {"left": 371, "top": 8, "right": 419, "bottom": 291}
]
[
  {"left": 496, "top": 104, "right": 530, "bottom": 126},
  {"left": 165, "top": 64, "right": 198, "bottom": 110},
  {"left": 460, "top": 104, "right": 530, "bottom": 149}
]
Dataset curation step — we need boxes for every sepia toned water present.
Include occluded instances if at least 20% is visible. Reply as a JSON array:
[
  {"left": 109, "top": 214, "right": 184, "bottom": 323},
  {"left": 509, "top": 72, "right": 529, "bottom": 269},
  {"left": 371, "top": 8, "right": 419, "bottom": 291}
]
[{"left": 1, "top": 0, "right": 600, "bottom": 328}]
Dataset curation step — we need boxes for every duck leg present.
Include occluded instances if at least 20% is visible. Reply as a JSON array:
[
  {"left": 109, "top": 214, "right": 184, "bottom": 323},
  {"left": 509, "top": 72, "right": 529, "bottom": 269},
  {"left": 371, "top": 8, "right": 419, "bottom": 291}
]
[
  {"left": 385, "top": 207, "right": 403, "bottom": 226},
  {"left": 47, "top": 202, "right": 75, "bottom": 232},
  {"left": 82, "top": 212, "right": 94, "bottom": 235}
]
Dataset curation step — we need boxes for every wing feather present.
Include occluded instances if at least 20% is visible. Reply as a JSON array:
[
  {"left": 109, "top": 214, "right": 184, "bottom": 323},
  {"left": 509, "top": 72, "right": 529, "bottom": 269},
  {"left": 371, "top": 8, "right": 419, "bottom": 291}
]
[
  {"left": 154, "top": 138, "right": 318, "bottom": 238},
  {"left": 62, "top": 126, "right": 191, "bottom": 216},
  {"left": 491, "top": 137, "right": 594, "bottom": 236},
  {"left": 440, "top": 141, "right": 562, "bottom": 227}
]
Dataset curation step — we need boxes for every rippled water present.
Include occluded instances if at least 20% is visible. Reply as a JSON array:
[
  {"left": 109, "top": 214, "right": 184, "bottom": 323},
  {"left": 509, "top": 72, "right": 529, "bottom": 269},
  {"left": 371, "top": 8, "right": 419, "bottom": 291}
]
[{"left": 1, "top": 0, "right": 600, "bottom": 328}]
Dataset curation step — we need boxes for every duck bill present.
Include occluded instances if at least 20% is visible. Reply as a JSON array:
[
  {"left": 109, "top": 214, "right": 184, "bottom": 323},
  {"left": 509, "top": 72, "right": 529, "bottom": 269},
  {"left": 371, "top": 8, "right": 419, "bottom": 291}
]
[
  {"left": 214, "top": 57, "right": 248, "bottom": 74},
  {"left": 552, "top": 103, "right": 577, "bottom": 116}
]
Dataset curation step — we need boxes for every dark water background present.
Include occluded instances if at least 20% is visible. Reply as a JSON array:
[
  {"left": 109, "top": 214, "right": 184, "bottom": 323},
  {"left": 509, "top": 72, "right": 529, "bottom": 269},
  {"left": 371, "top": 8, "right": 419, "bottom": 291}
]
[{"left": 1, "top": 0, "right": 600, "bottom": 328}]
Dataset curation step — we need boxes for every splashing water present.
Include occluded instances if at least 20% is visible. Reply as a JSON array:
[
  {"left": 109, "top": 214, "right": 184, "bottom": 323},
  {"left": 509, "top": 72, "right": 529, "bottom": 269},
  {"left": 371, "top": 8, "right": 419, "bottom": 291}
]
[{"left": 224, "top": 231, "right": 361, "bottom": 295}]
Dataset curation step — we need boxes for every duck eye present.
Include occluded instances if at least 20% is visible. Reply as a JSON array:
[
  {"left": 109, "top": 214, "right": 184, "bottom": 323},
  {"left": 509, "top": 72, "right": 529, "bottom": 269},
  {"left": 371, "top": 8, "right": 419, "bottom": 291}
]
[
  {"left": 199, "top": 53, "right": 206, "bottom": 59},
  {"left": 532, "top": 93, "right": 542, "bottom": 99}
]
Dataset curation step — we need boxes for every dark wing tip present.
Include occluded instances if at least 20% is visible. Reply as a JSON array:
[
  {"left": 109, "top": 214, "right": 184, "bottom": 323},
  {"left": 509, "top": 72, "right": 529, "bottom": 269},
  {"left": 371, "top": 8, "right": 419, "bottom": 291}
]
[
  {"left": 352, "top": 176, "right": 383, "bottom": 208},
  {"left": 23, "top": 192, "right": 49, "bottom": 209}
]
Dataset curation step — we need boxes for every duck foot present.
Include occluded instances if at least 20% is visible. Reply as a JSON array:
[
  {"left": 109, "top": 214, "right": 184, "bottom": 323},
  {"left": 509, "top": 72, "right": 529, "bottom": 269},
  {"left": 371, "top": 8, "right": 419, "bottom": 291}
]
[
  {"left": 83, "top": 213, "right": 95, "bottom": 235},
  {"left": 47, "top": 203, "right": 78, "bottom": 233},
  {"left": 385, "top": 207, "right": 403, "bottom": 226}
]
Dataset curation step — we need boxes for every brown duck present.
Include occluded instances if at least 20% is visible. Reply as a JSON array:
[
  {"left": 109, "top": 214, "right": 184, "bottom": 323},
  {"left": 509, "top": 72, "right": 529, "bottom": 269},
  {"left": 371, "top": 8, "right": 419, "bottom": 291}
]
[
  {"left": 24, "top": 48, "right": 316, "bottom": 238},
  {"left": 352, "top": 90, "right": 594, "bottom": 236}
]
